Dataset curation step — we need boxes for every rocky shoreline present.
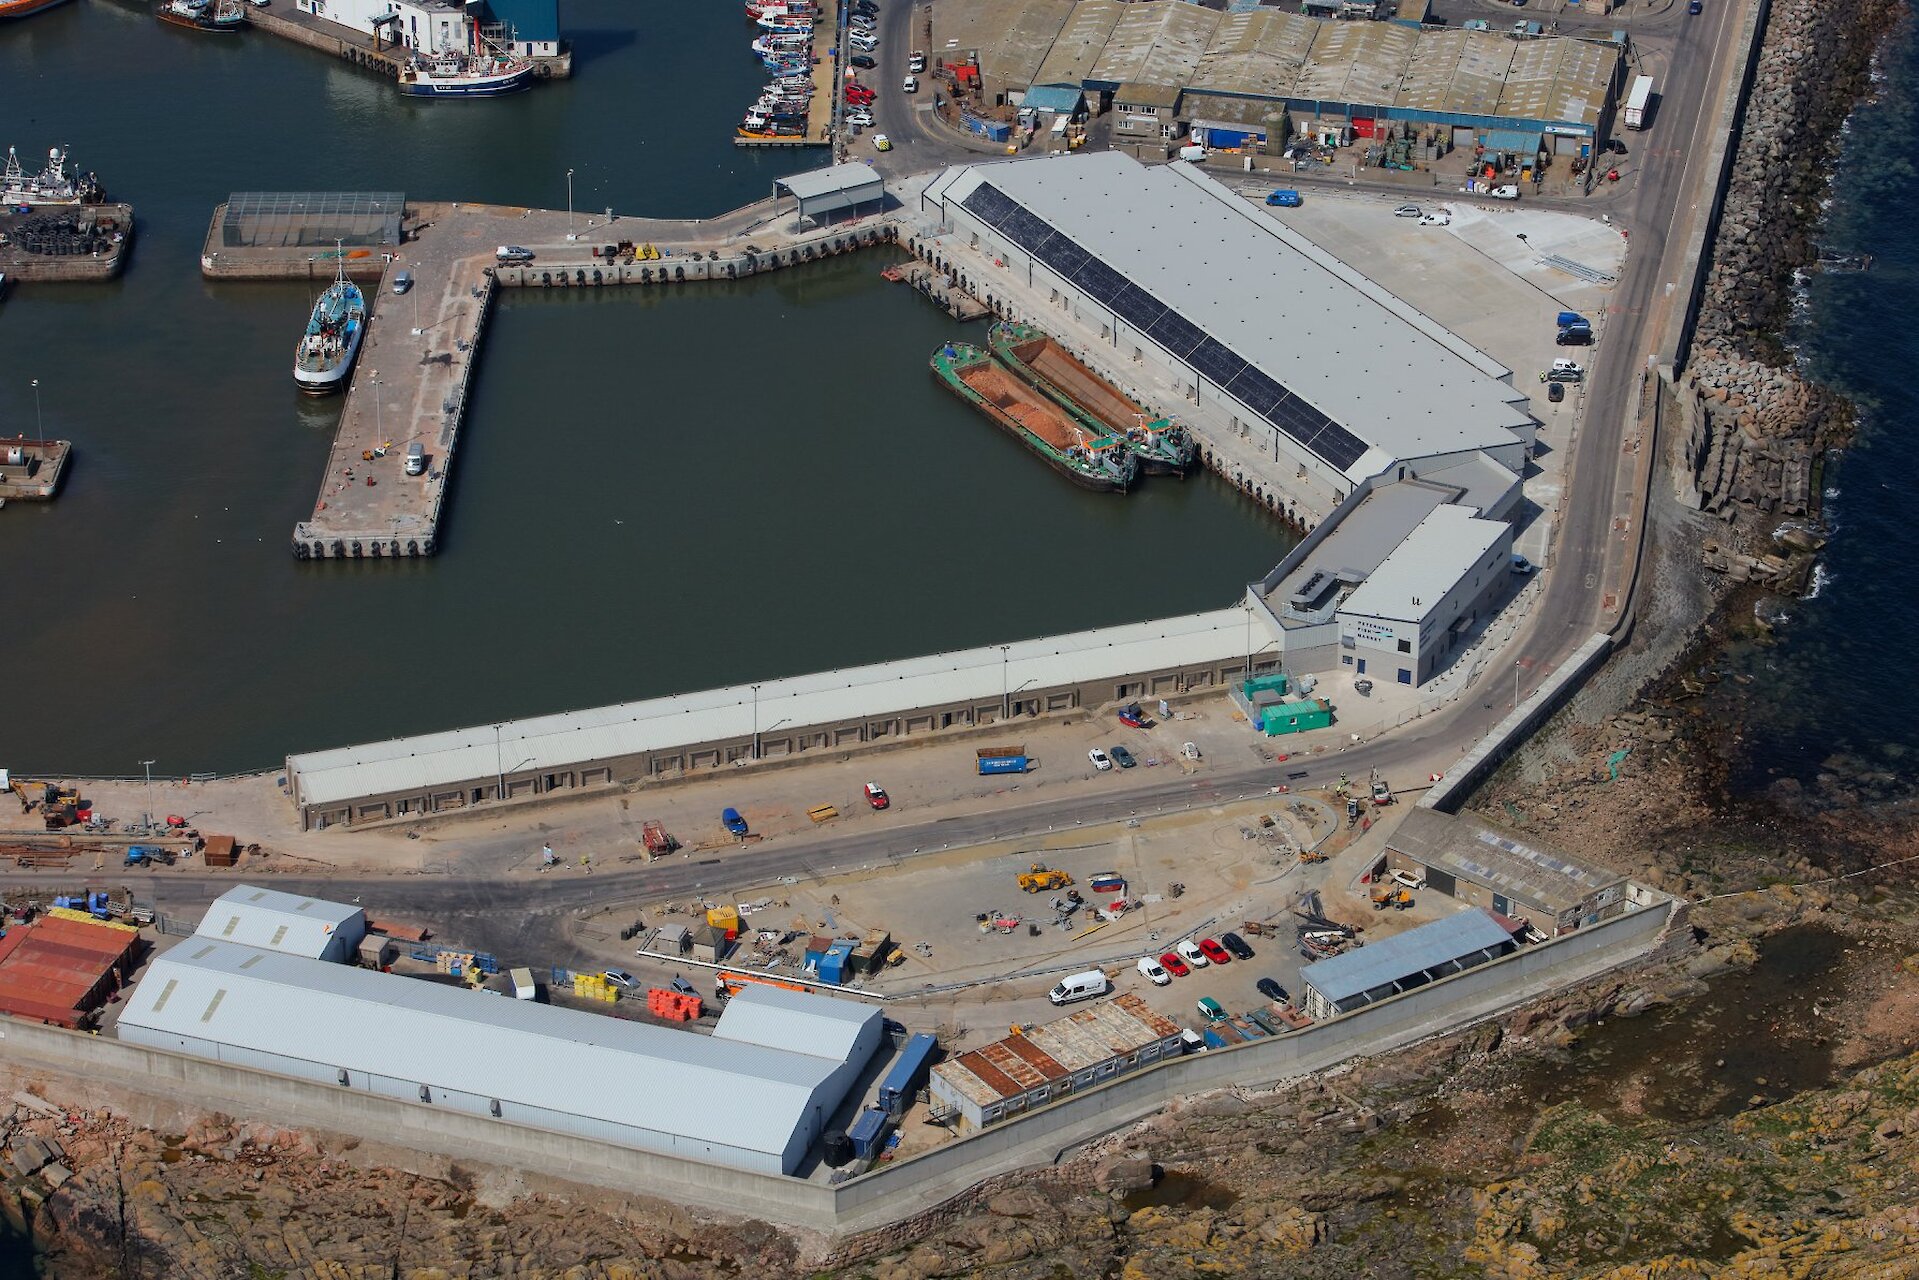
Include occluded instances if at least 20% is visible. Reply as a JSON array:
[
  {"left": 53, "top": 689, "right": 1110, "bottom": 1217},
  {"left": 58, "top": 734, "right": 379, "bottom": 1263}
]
[{"left": 1677, "top": 0, "right": 1905, "bottom": 584}]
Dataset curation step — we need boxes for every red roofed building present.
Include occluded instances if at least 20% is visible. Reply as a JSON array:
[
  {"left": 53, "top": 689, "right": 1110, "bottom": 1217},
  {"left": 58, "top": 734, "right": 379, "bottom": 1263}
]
[{"left": 0, "top": 915, "right": 143, "bottom": 1029}]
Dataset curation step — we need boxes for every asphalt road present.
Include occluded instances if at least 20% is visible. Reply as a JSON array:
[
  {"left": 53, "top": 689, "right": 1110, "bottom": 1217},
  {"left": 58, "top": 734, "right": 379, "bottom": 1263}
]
[{"left": 0, "top": 7, "right": 1749, "bottom": 975}]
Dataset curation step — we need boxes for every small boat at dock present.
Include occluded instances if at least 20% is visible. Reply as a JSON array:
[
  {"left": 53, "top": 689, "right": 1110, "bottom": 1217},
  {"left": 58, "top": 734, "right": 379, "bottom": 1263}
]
[
  {"left": 293, "top": 256, "right": 366, "bottom": 395},
  {"left": 988, "top": 320, "right": 1197, "bottom": 475},
  {"left": 156, "top": 0, "right": 243, "bottom": 33},
  {"left": 397, "top": 19, "right": 533, "bottom": 96},
  {"left": 1, "top": 145, "right": 103, "bottom": 206},
  {"left": 931, "top": 342, "right": 1138, "bottom": 492}
]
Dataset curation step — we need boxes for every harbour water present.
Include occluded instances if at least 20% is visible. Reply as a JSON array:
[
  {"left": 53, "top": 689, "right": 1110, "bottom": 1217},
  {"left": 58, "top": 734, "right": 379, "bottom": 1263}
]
[
  {"left": 0, "top": 3, "right": 1295, "bottom": 775},
  {"left": 1716, "top": 12, "right": 1919, "bottom": 801}
]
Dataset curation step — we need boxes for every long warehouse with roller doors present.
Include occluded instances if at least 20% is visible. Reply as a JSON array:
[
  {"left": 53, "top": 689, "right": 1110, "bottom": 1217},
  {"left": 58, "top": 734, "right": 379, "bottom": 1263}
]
[
  {"left": 117, "top": 888, "right": 885, "bottom": 1176},
  {"left": 920, "top": 151, "right": 1537, "bottom": 518}
]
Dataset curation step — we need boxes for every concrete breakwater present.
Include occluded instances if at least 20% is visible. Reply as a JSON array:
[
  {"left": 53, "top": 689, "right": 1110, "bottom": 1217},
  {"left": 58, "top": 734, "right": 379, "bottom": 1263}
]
[{"left": 1679, "top": 0, "right": 1905, "bottom": 527}]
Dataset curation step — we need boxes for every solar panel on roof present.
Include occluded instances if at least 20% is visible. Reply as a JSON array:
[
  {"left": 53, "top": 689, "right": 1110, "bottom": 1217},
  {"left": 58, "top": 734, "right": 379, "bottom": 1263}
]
[
  {"left": 1110, "top": 283, "right": 1165, "bottom": 331},
  {"left": 1186, "top": 337, "right": 1247, "bottom": 387},
  {"left": 1039, "top": 236, "right": 1092, "bottom": 279},
  {"left": 999, "top": 206, "right": 1053, "bottom": 250},
  {"left": 1227, "top": 367, "right": 1284, "bottom": 417},
  {"left": 1147, "top": 310, "right": 1208, "bottom": 361},
  {"left": 1072, "top": 257, "right": 1129, "bottom": 306},
  {"left": 1301, "top": 421, "right": 1369, "bottom": 471},
  {"left": 961, "top": 183, "right": 1018, "bottom": 228}
]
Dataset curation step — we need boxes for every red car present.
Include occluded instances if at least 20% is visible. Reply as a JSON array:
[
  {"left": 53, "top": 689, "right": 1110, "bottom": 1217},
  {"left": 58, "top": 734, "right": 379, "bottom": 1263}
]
[
  {"left": 863, "top": 782, "right": 889, "bottom": 810},
  {"left": 845, "top": 84, "right": 875, "bottom": 102},
  {"left": 1158, "top": 951, "right": 1190, "bottom": 978},
  {"left": 1198, "top": 937, "right": 1231, "bottom": 965}
]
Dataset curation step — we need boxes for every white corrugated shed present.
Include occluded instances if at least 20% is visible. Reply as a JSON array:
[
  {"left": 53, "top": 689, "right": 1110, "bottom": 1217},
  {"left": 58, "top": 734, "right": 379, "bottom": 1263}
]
[
  {"left": 287, "top": 605, "right": 1257, "bottom": 807},
  {"left": 195, "top": 885, "right": 367, "bottom": 962},
  {"left": 118, "top": 939, "right": 879, "bottom": 1175},
  {"left": 712, "top": 983, "right": 882, "bottom": 1063}
]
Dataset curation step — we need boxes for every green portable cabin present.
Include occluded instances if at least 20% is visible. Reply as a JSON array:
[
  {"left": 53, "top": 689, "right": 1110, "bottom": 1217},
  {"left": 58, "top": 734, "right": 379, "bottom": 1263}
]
[{"left": 1260, "top": 697, "right": 1333, "bottom": 737}]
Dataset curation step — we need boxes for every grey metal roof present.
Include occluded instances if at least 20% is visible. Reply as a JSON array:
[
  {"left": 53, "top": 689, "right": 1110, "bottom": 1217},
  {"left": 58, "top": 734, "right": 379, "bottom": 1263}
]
[
  {"left": 220, "top": 192, "right": 403, "bottom": 249},
  {"left": 287, "top": 605, "right": 1255, "bottom": 807},
  {"left": 1388, "top": 808, "right": 1626, "bottom": 915},
  {"left": 1266, "top": 480, "right": 1456, "bottom": 622},
  {"left": 711, "top": 983, "right": 881, "bottom": 1063},
  {"left": 941, "top": 153, "right": 1531, "bottom": 477},
  {"left": 1338, "top": 505, "right": 1508, "bottom": 624},
  {"left": 1302, "top": 909, "right": 1513, "bottom": 1005},
  {"left": 119, "top": 940, "right": 857, "bottom": 1158},
  {"left": 774, "top": 163, "right": 884, "bottom": 207},
  {"left": 194, "top": 885, "right": 366, "bottom": 959},
  {"left": 932, "top": 0, "right": 1076, "bottom": 90}
]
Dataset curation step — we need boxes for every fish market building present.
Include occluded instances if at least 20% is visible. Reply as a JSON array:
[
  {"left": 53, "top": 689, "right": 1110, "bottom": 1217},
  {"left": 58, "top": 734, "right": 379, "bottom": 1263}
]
[{"left": 295, "top": 0, "right": 561, "bottom": 59}]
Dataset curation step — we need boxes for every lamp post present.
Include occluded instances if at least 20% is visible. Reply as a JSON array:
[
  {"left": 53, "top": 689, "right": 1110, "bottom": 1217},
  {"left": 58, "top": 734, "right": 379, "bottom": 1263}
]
[
  {"left": 566, "top": 168, "right": 575, "bottom": 240},
  {"left": 751, "top": 683, "right": 762, "bottom": 760},
  {"left": 140, "top": 759, "right": 156, "bottom": 833},
  {"left": 32, "top": 378, "right": 42, "bottom": 436},
  {"left": 493, "top": 723, "right": 505, "bottom": 799},
  {"left": 1514, "top": 661, "right": 1522, "bottom": 712},
  {"left": 999, "top": 646, "right": 1010, "bottom": 721},
  {"left": 370, "top": 371, "right": 382, "bottom": 441}
]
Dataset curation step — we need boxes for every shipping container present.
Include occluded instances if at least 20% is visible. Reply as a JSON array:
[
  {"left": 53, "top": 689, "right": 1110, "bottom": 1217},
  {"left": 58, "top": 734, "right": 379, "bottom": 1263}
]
[
  {"left": 878, "top": 1033, "right": 939, "bottom": 1116},
  {"left": 977, "top": 755, "right": 1029, "bottom": 775},
  {"left": 847, "top": 1106, "right": 893, "bottom": 1160}
]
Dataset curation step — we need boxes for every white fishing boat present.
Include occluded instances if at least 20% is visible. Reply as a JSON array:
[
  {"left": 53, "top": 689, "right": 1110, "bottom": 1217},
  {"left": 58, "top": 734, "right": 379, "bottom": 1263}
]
[
  {"left": 293, "top": 253, "right": 367, "bottom": 394},
  {"left": 397, "top": 19, "right": 534, "bottom": 97},
  {"left": 1, "top": 145, "right": 103, "bottom": 206}
]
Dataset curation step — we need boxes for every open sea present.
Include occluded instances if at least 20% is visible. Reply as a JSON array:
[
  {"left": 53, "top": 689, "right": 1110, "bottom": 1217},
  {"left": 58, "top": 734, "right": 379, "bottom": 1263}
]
[{"left": 1716, "top": 10, "right": 1919, "bottom": 800}]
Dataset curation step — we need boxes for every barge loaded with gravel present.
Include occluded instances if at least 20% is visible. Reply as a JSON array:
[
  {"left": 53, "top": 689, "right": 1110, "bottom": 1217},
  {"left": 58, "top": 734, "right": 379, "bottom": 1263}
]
[
  {"left": 988, "top": 320, "right": 1196, "bottom": 476},
  {"left": 931, "top": 341, "right": 1138, "bottom": 492}
]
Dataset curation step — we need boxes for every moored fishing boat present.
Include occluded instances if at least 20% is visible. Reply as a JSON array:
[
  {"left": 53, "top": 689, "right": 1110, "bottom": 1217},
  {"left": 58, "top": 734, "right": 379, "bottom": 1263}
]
[
  {"left": 988, "top": 320, "right": 1197, "bottom": 475},
  {"left": 293, "top": 256, "right": 366, "bottom": 395},
  {"left": 397, "top": 19, "right": 533, "bottom": 97},
  {"left": 156, "top": 0, "right": 244, "bottom": 33},
  {"left": 931, "top": 342, "right": 1138, "bottom": 492},
  {"left": 1, "top": 145, "right": 103, "bottom": 206},
  {"left": 0, "top": 0, "right": 73, "bottom": 20}
]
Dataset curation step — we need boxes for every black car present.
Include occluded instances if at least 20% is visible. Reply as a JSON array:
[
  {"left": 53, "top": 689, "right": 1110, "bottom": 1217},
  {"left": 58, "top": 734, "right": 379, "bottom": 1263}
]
[
  {"left": 1548, "top": 382, "right": 1565, "bottom": 403},
  {"left": 1256, "top": 977, "right": 1289, "bottom": 1004},
  {"left": 1555, "top": 328, "right": 1593, "bottom": 346},
  {"left": 850, "top": 54, "right": 876, "bottom": 68},
  {"left": 1609, "top": 139, "right": 1628, "bottom": 155},
  {"left": 1109, "top": 744, "right": 1137, "bottom": 769},
  {"left": 1220, "top": 931, "right": 1255, "bottom": 960}
]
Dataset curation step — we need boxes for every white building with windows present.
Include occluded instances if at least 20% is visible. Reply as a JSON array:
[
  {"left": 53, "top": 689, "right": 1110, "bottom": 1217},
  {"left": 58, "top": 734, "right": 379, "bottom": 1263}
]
[{"left": 1335, "top": 504, "right": 1512, "bottom": 686}]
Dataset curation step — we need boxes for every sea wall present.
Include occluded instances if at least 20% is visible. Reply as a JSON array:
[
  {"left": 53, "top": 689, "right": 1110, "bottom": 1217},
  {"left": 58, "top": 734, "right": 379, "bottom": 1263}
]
[{"left": 1679, "top": 0, "right": 1905, "bottom": 525}]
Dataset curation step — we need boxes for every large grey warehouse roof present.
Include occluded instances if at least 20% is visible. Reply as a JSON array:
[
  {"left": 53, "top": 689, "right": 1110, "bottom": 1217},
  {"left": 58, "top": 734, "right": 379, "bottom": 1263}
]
[
  {"left": 287, "top": 604, "right": 1254, "bottom": 808},
  {"left": 932, "top": 153, "right": 1531, "bottom": 479},
  {"left": 1302, "top": 909, "right": 1514, "bottom": 1006},
  {"left": 1388, "top": 808, "right": 1626, "bottom": 915},
  {"left": 714, "top": 983, "right": 882, "bottom": 1062},
  {"left": 195, "top": 885, "right": 365, "bottom": 958},
  {"left": 119, "top": 940, "right": 862, "bottom": 1159}
]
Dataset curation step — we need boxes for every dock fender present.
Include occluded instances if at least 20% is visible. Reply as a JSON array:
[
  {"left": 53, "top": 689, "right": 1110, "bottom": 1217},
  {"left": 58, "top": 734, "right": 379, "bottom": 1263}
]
[
  {"left": 294, "top": 542, "right": 310, "bottom": 561},
  {"left": 408, "top": 540, "right": 420, "bottom": 556},
  {"left": 833, "top": 238, "right": 844, "bottom": 252},
  {"left": 641, "top": 267, "right": 652, "bottom": 282},
  {"left": 391, "top": 540, "right": 402, "bottom": 556},
  {"left": 350, "top": 541, "right": 363, "bottom": 558},
  {"left": 541, "top": 272, "right": 551, "bottom": 286},
  {"left": 675, "top": 265, "right": 685, "bottom": 281},
  {"left": 592, "top": 268, "right": 602, "bottom": 284},
  {"left": 422, "top": 537, "right": 435, "bottom": 555},
  {"left": 725, "top": 262, "right": 736, "bottom": 278},
  {"left": 331, "top": 541, "right": 345, "bottom": 558},
  {"left": 370, "top": 541, "right": 382, "bottom": 558},
  {"left": 575, "top": 269, "right": 584, "bottom": 284}
]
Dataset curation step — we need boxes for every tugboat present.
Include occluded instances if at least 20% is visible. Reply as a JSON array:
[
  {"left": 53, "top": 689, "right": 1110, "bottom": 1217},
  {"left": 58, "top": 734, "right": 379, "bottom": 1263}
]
[
  {"left": 931, "top": 342, "right": 1138, "bottom": 492},
  {"left": 293, "top": 251, "right": 366, "bottom": 395},
  {"left": 397, "top": 20, "right": 534, "bottom": 96},
  {"left": 989, "top": 320, "right": 1197, "bottom": 475},
  {"left": 156, "top": 0, "right": 244, "bottom": 33},
  {"left": 1, "top": 145, "right": 104, "bottom": 206}
]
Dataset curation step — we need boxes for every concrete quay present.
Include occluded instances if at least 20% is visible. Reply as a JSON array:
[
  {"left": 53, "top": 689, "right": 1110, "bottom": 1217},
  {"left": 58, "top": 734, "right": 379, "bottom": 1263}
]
[
  {"left": 0, "top": 203, "right": 133, "bottom": 283},
  {"left": 197, "top": 195, "right": 902, "bottom": 560}
]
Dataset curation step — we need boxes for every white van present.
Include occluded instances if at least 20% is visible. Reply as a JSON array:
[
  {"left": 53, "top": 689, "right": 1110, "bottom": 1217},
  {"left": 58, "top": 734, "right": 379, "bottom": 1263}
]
[
  {"left": 1177, "top": 144, "right": 1207, "bottom": 162},
  {"left": 404, "top": 442, "right": 426, "bottom": 476},
  {"left": 1048, "top": 969, "right": 1111, "bottom": 1005}
]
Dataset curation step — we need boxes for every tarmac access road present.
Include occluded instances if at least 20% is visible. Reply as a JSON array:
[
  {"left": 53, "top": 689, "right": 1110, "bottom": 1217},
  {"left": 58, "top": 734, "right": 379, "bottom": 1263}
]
[{"left": 0, "top": 4, "right": 1749, "bottom": 983}]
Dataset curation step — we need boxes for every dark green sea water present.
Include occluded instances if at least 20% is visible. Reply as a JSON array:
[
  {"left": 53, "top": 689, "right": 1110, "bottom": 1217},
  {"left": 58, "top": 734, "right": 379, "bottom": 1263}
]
[{"left": 0, "top": 1, "right": 1294, "bottom": 776}]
